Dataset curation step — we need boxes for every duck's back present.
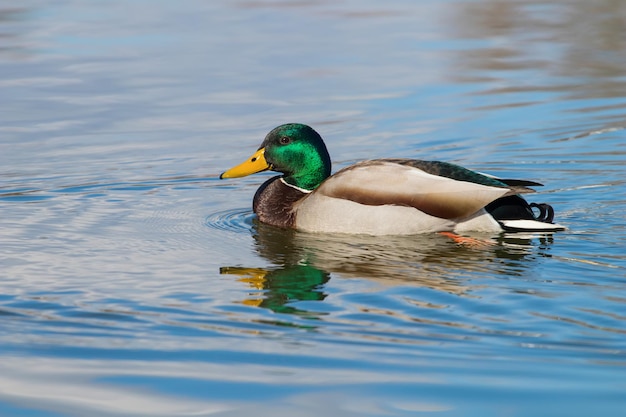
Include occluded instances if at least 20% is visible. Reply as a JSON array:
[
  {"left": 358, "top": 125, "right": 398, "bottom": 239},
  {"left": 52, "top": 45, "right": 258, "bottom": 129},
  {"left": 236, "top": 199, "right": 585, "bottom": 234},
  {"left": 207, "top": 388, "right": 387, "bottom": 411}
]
[{"left": 293, "top": 160, "right": 513, "bottom": 235}]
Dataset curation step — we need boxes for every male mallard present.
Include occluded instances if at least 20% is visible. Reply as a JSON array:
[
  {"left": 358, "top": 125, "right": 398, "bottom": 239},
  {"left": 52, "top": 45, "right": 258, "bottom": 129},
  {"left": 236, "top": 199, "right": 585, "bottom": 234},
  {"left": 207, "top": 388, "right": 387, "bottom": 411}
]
[{"left": 220, "top": 123, "right": 565, "bottom": 235}]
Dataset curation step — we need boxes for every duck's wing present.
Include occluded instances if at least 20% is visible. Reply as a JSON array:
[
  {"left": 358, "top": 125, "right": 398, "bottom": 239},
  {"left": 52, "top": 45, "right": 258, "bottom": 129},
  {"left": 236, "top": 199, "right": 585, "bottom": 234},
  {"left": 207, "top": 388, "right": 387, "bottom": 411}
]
[
  {"left": 316, "top": 160, "right": 531, "bottom": 220},
  {"left": 380, "top": 159, "right": 541, "bottom": 191}
]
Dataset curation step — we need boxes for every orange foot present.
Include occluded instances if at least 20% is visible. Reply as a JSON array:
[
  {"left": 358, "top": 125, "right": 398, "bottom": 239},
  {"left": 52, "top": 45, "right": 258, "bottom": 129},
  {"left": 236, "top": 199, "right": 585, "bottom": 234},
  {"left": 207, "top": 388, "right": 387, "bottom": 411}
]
[{"left": 439, "top": 231, "right": 496, "bottom": 248}]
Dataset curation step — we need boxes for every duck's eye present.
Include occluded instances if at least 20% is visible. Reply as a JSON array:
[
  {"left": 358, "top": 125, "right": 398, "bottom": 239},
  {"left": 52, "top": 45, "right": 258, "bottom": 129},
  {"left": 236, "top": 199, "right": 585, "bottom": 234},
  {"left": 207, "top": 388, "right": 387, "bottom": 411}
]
[{"left": 279, "top": 136, "right": 291, "bottom": 145}]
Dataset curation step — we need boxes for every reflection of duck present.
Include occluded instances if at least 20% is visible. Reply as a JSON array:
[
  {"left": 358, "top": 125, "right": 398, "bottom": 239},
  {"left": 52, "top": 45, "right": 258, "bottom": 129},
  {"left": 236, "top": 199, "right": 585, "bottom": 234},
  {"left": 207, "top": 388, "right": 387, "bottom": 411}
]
[
  {"left": 221, "top": 223, "right": 555, "bottom": 318},
  {"left": 220, "top": 123, "right": 566, "bottom": 235},
  {"left": 226, "top": 221, "right": 554, "bottom": 299},
  {"left": 220, "top": 265, "right": 329, "bottom": 317}
]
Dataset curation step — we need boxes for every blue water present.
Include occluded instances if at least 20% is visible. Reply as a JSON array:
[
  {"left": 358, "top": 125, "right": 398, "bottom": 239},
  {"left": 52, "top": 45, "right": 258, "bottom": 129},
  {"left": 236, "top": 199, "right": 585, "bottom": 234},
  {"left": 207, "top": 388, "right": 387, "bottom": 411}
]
[{"left": 1, "top": 1, "right": 625, "bottom": 416}]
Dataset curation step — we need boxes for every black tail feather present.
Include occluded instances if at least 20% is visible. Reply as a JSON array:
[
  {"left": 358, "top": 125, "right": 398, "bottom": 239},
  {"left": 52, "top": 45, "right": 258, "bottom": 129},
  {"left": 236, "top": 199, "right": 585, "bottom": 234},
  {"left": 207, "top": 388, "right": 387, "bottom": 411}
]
[
  {"left": 486, "top": 195, "right": 559, "bottom": 232},
  {"left": 485, "top": 195, "right": 536, "bottom": 221},
  {"left": 529, "top": 203, "right": 555, "bottom": 223}
]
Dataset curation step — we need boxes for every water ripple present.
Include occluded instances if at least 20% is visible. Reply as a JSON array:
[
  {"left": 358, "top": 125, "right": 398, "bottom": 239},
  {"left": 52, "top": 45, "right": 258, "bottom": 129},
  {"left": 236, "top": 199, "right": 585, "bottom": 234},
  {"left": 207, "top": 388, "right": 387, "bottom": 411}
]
[
  {"left": 0, "top": 175, "right": 217, "bottom": 202},
  {"left": 205, "top": 208, "right": 255, "bottom": 233}
]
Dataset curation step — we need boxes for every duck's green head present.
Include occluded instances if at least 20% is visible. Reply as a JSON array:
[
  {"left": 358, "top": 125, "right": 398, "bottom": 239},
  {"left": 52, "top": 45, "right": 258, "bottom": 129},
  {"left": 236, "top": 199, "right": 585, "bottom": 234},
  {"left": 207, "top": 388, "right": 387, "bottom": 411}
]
[{"left": 220, "top": 123, "right": 332, "bottom": 191}]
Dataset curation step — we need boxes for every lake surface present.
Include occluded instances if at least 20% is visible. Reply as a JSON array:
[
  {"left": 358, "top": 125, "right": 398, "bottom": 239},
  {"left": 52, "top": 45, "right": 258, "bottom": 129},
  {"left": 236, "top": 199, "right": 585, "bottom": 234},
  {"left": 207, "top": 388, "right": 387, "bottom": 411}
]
[{"left": 1, "top": 1, "right": 625, "bottom": 416}]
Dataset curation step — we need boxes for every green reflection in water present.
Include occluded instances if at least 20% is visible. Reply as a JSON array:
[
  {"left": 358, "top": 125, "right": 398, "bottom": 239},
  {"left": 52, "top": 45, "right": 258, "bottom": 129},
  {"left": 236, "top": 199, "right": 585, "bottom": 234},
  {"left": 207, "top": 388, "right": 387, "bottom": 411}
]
[{"left": 220, "top": 264, "right": 329, "bottom": 319}]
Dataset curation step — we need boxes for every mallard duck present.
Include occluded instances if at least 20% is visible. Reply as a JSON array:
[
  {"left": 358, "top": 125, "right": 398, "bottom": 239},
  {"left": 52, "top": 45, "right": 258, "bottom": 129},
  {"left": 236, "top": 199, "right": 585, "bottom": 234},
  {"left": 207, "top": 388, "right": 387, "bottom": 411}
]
[{"left": 220, "top": 123, "right": 566, "bottom": 235}]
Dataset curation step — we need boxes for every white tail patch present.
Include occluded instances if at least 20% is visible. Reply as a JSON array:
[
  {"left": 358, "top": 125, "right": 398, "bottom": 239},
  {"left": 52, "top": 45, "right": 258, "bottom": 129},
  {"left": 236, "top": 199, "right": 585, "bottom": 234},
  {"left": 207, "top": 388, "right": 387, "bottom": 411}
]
[{"left": 500, "top": 219, "right": 567, "bottom": 232}]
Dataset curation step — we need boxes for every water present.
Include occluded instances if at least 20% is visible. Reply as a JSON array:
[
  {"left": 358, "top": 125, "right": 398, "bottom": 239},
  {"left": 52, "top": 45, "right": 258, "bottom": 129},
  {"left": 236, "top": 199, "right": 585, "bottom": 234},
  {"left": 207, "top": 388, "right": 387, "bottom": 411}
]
[{"left": 1, "top": 1, "right": 625, "bottom": 416}]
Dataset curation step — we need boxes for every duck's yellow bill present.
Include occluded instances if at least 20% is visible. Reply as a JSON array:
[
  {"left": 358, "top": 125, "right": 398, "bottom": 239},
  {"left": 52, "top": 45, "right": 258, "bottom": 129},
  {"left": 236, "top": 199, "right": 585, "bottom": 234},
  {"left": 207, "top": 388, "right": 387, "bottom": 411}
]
[{"left": 220, "top": 148, "right": 269, "bottom": 179}]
